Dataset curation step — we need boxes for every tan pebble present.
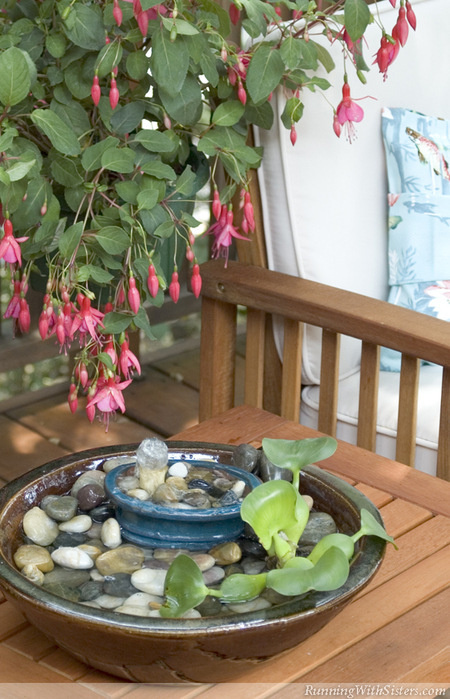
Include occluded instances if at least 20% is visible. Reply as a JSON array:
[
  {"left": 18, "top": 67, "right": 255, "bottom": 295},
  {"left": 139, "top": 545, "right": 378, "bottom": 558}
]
[
  {"left": 209, "top": 541, "right": 242, "bottom": 566},
  {"left": 189, "top": 553, "right": 215, "bottom": 572},
  {"left": 127, "top": 488, "right": 149, "bottom": 501},
  {"left": 102, "top": 456, "right": 134, "bottom": 473},
  {"left": 22, "top": 563, "right": 45, "bottom": 585},
  {"left": 138, "top": 466, "right": 167, "bottom": 496},
  {"left": 71, "top": 470, "right": 105, "bottom": 498},
  {"left": 95, "top": 544, "right": 145, "bottom": 576},
  {"left": 153, "top": 548, "right": 188, "bottom": 562},
  {"left": 22, "top": 507, "right": 59, "bottom": 546},
  {"left": 302, "top": 495, "right": 314, "bottom": 510},
  {"left": 14, "top": 544, "right": 54, "bottom": 572},
  {"left": 165, "top": 476, "right": 188, "bottom": 491},
  {"left": 77, "top": 544, "right": 102, "bottom": 561},
  {"left": 115, "top": 605, "right": 151, "bottom": 617},
  {"left": 101, "top": 518, "right": 121, "bottom": 548}
]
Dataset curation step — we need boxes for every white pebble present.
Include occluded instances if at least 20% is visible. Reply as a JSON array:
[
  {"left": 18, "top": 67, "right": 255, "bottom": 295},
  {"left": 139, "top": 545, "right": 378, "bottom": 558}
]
[
  {"left": 22, "top": 563, "right": 45, "bottom": 585},
  {"left": 226, "top": 597, "right": 272, "bottom": 613},
  {"left": 118, "top": 475, "right": 140, "bottom": 492},
  {"left": 125, "top": 591, "right": 162, "bottom": 607},
  {"left": 127, "top": 488, "right": 150, "bottom": 501},
  {"left": 90, "top": 569, "right": 105, "bottom": 582},
  {"left": 59, "top": 515, "right": 92, "bottom": 533},
  {"left": 180, "top": 608, "right": 202, "bottom": 619},
  {"left": 23, "top": 507, "right": 59, "bottom": 546},
  {"left": 168, "top": 461, "right": 189, "bottom": 478},
  {"left": 115, "top": 605, "right": 151, "bottom": 617},
  {"left": 95, "top": 594, "right": 125, "bottom": 609},
  {"left": 101, "top": 518, "right": 121, "bottom": 548},
  {"left": 86, "top": 522, "right": 103, "bottom": 539},
  {"left": 231, "top": 480, "right": 246, "bottom": 498},
  {"left": 51, "top": 547, "right": 94, "bottom": 570},
  {"left": 131, "top": 568, "right": 167, "bottom": 596}
]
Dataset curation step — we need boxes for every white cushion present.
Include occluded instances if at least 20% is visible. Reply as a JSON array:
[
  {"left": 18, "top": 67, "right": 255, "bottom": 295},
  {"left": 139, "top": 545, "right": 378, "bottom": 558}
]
[
  {"left": 300, "top": 366, "right": 443, "bottom": 476},
  {"left": 255, "top": 0, "right": 450, "bottom": 384}
]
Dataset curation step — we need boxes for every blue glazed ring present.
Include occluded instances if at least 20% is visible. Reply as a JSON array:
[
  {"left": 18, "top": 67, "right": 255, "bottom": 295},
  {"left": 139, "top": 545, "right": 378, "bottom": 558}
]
[{"left": 104, "top": 461, "right": 261, "bottom": 550}]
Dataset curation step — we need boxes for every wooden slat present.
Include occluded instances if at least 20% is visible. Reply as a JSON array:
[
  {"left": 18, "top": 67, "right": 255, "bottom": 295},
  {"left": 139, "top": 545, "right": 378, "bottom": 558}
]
[
  {"left": 281, "top": 318, "right": 303, "bottom": 422},
  {"left": 396, "top": 354, "right": 420, "bottom": 466},
  {"left": 317, "top": 329, "right": 340, "bottom": 436},
  {"left": 199, "top": 296, "right": 236, "bottom": 421},
  {"left": 437, "top": 365, "right": 450, "bottom": 480},
  {"left": 357, "top": 342, "right": 380, "bottom": 452},
  {"left": 244, "top": 308, "right": 266, "bottom": 409}
]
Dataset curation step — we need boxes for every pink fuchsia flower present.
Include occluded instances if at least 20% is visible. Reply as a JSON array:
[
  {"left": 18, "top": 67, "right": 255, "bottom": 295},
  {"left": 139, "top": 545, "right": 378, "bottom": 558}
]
[
  {"left": 394, "top": 6, "right": 409, "bottom": 47},
  {"left": 127, "top": 276, "right": 140, "bottom": 313},
  {"left": 18, "top": 297, "right": 30, "bottom": 334},
  {"left": 71, "top": 295, "right": 105, "bottom": 345},
  {"left": 68, "top": 383, "right": 78, "bottom": 414},
  {"left": 119, "top": 338, "right": 141, "bottom": 379},
  {"left": 0, "top": 219, "right": 28, "bottom": 267},
  {"left": 3, "top": 280, "right": 22, "bottom": 320},
  {"left": 147, "top": 264, "right": 159, "bottom": 298},
  {"left": 86, "top": 375, "right": 132, "bottom": 430},
  {"left": 206, "top": 205, "right": 250, "bottom": 267},
  {"left": 335, "top": 82, "right": 364, "bottom": 143},
  {"left": 374, "top": 34, "right": 400, "bottom": 80}
]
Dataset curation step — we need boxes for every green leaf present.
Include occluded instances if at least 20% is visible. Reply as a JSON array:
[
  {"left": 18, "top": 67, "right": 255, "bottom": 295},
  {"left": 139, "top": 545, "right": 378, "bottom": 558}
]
[
  {"left": 315, "top": 42, "right": 336, "bottom": 74},
  {"left": 50, "top": 98, "right": 91, "bottom": 138},
  {"left": 240, "top": 479, "right": 309, "bottom": 561},
  {"left": 212, "top": 101, "right": 245, "bottom": 127},
  {"left": 244, "top": 101, "right": 274, "bottom": 130},
  {"left": 50, "top": 153, "right": 83, "bottom": 188},
  {"left": 81, "top": 137, "right": 120, "bottom": 172},
  {"left": 58, "top": 221, "right": 84, "bottom": 258},
  {"left": 266, "top": 546, "right": 350, "bottom": 596},
  {"left": 280, "top": 36, "right": 303, "bottom": 71},
  {"left": 110, "top": 102, "right": 146, "bottom": 136},
  {"left": 159, "top": 74, "right": 203, "bottom": 126},
  {"left": 63, "top": 3, "right": 105, "bottom": 50},
  {"left": 95, "top": 226, "right": 130, "bottom": 254},
  {"left": 133, "top": 306, "right": 157, "bottom": 340},
  {"left": 102, "top": 311, "right": 133, "bottom": 334},
  {"left": 126, "top": 51, "right": 150, "bottom": 81},
  {"left": 150, "top": 28, "right": 189, "bottom": 94},
  {"left": 161, "top": 16, "right": 200, "bottom": 36},
  {"left": 308, "top": 533, "right": 355, "bottom": 566},
  {"left": 0, "top": 47, "right": 32, "bottom": 107},
  {"left": 134, "top": 130, "right": 176, "bottom": 154},
  {"left": 30, "top": 109, "right": 81, "bottom": 156},
  {"left": 174, "top": 165, "right": 196, "bottom": 196},
  {"left": 344, "top": 0, "right": 372, "bottom": 42},
  {"left": 153, "top": 220, "right": 176, "bottom": 239},
  {"left": 5, "top": 159, "right": 36, "bottom": 182},
  {"left": 246, "top": 44, "right": 285, "bottom": 104},
  {"left": 95, "top": 41, "right": 123, "bottom": 79},
  {"left": 160, "top": 554, "right": 209, "bottom": 618},
  {"left": 262, "top": 437, "right": 337, "bottom": 480},
  {"left": 77, "top": 265, "right": 114, "bottom": 285},
  {"left": 136, "top": 188, "right": 159, "bottom": 210},
  {"left": 197, "top": 0, "right": 230, "bottom": 37},
  {"left": 100, "top": 147, "right": 136, "bottom": 174},
  {"left": 353, "top": 509, "right": 396, "bottom": 548},
  {"left": 0, "top": 127, "right": 18, "bottom": 151},
  {"left": 140, "top": 161, "right": 176, "bottom": 180},
  {"left": 115, "top": 180, "right": 139, "bottom": 204},
  {"left": 217, "top": 573, "right": 267, "bottom": 603},
  {"left": 46, "top": 32, "right": 67, "bottom": 59}
]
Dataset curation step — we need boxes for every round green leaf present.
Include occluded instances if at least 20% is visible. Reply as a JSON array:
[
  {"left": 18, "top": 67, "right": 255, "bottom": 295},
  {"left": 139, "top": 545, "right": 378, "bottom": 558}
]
[
  {"left": 100, "top": 147, "right": 136, "bottom": 174},
  {"left": 0, "top": 47, "right": 31, "bottom": 107},
  {"left": 134, "top": 130, "right": 176, "bottom": 154},
  {"left": 344, "top": 0, "right": 372, "bottom": 42},
  {"left": 95, "top": 41, "right": 123, "bottom": 79},
  {"left": 95, "top": 226, "right": 130, "bottom": 254},
  {"left": 218, "top": 573, "right": 267, "bottom": 603},
  {"left": 63, "top": 4, "right": 105, "bottom": 50},
  {"left": 58, "top": 221, "right": 84, "bottom": 258},
  {"left": 150, "top": 28, "right": 188, "bottom": 94},
  {"left": 160, "top": 554, "right": 208, "bottom": 618},
  {"left": 212, "top": 101, "right": 245, "bottom": 127},
  {"left": 46, "top": 32, "right": 67, "bottom": 59},
  {"left": 246, "top": 43, "right": 285, "bottom": 105},
  {"left": 126, "top": 51, "right": 150, "bottom": 81}
]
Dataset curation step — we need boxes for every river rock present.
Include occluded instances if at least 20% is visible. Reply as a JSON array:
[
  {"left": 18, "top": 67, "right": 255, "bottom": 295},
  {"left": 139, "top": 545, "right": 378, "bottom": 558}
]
[
  {"left": 123, "top": 591, "right": 161, "bottom": 607},
  {"left": 51, "top": 546, "right": 94, "bottom": 570},
  {"left": 190, "top": 553, "right": 215, "bottom": 572},
  {"left": 138, "top": 466, "right": 167, "bottom": 496},
  {"left": 77, "top": 543, "right": 103, "bottom": 561},
  {"left": 102, "top": 455, "right": 134, "bottom": 473},
  {"left": 53, "top": 531, "right": 87, "bottom": 548},
  {"left": 209, "top": 541, "right": 242, "bottom": 566},
  {"left": 126, "top": 488, "right": 149, "bottom": 501},
  {"left": 14, "top": 544, "right": 54, "bottom": 572},
  {"left": 118, "top": 475, "right": 140, "bottom": 492},
  {"left": 95, "top": 594, "right": 125, "bottom": 609},
  {"left": 195, "top": 596, "right": 224, "bottom": 617},
  {"left": 226, "top": 597, "right": 272, "bottom": 613},
  {"left": 59, "top": 514, "right": 92, "bottom": 533},
  {"left": 233, "top": 443, "right": 260, "bottom": 472},
  {"left": 43, "top": 495, "right": 78, "bottom": 522},
  {"left": 115, "top": 604, "right": 151, "bottom": 617},
  {"left": 79, "top": 579, "right": 104, "bottom": 601},
  {"left": 43, "top": 567, "right": 90, "bottom": 588},
  {"left": 76, "top": 483, "right": 105, "bottom": 511},
  {"left": 241, "top": 557, "right": 267, "bottom": 575},
  {"left": 22, "top": 563, "right": 45, "bottom": 585},
  {"left": 71, "top": 470, "right": 105, "bottom": 498},
  {"left": 101, "top": 517, "right": 121, "bottom": 548},
  {"left": 153, "top": 548, "right": 188, "bottom": 562},
  {"left": 89, "top": 504, "right": 116, "bottom": 523},
  {"left": 181, "top": 490, "right": 211, "bottom": 508},
  {"left": 102, "top": 573, "right": 137, "bottom": 597},
  {"left": 152, "top": 482, "right": 183, "bottom": 505},
  {"left": 142, "top": 558, "right": 170, "bottom": 570},
  {"left": 43, "top": 582, "right": 81, "bottom": 602},
  {"left": 22, "top": 507, "right": 60, "bottom": 546},
  {"left": 131, "top": 568, "right": 167, "bottom": 596},
  {"left": 298, "top": 512, "right": 337, "bottom": 547},
  {"left": 167, "top": 461, "right": 189, "bottom": 478},
  {"left": 202, "top": 565, "right": 225, "bottom": 586},
  {"left": 95, "top": 545, "right": 145, "bottom": 576}
]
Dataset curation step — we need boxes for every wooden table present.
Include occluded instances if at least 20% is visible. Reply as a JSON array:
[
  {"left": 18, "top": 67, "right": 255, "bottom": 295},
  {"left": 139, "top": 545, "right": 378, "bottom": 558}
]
[{"left": 1, "top": 406, "right": 449, "bottom": 697}]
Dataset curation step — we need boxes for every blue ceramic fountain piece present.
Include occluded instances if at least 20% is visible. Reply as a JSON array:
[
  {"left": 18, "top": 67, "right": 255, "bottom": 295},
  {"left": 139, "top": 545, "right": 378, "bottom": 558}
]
[{"left": 104, "top": 460, "right": 261, "bottom": 549}]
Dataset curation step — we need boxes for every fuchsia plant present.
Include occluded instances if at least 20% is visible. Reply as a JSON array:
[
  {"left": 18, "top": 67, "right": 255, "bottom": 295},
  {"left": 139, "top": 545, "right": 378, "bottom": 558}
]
[{"left": 0, "top": 0, "right": 416, "bottom": 427}]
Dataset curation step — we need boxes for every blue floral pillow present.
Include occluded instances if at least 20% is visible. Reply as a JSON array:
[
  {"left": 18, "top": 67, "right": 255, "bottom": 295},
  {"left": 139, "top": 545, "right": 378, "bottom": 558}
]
[{"left": 380, "top": 107, "right": 450, "bottom": 371}]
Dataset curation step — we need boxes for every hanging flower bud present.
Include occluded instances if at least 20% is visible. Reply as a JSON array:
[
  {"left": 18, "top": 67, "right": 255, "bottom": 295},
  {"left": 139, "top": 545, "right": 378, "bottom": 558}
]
[
  {"left": 86, "top": 387, "right": 96, "bottom": 423},
  {"left": 91, "top": 74, "right": 101, "bottom": 106},
  {"left": 244, "top": 192, "right": 255, "bottom": 231},
  {"left": 169, "top": 270, "right": 180, "bottom": 303},
  {"left": 394, "top": 6, "right": 409, "bottom": 46},
  {"left": 290, "top": 124, "right": 297, "bottom": 146},
  {"left": 147, "top": 264, "right": 159, "bottom": 298},
  {"left": 38, "top": 306, "right": 49, "bottom": 339},
  {"left": 109, "top": 77, "right": 119, "bottom": 110},
  {"left": 18, "top": 297, "right": 30, "bottom": 334},
  {"left": 191, "top": 263, "right": 202, "bottom": 299},
  {"left": 229, "top": 4, "right": 240, "bottom": 24},
  {"left": 405, "top": 1, "right": 416, "bottom": 30},
  {"left": 76, "top": 361, "right": 89, "bottom": 388},
  {"left": 186, "top": 246, "right": 195, "bottom": 262},
  {"left": 56, "top": 311, "right": 66, "bottom": 346},
  {"left": 68, "top": 383, "right": 78, "bottom": 414},
  {"left": 237, "top": 80, "right": 247, "bottom": 105},
  {"left": 212, "top": 188, "right": 221, "bottom": 220},
  {"left": 128, "top": 276, "right": 140, "bottom": 313},
  {"left": 113, "top": 0, "right": 123, "bottom": 26}
]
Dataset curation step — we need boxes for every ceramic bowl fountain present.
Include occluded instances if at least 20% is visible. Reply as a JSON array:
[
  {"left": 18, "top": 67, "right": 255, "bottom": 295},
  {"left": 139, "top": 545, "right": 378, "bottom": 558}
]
[{"left": 0, "top": 441, "right": 386, "bottom": 683}]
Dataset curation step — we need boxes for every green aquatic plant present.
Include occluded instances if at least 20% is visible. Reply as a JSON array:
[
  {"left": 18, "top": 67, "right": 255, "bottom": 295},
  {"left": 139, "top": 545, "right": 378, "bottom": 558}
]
[{"left": 160, "top": 437, "right": 395, "bottom": 618}]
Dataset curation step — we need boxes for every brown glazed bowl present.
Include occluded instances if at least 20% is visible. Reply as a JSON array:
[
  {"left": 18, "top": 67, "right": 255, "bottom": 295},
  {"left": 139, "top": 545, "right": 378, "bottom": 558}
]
[{"left": 0, "top": 442, "right": 386, "bottom": 683}]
